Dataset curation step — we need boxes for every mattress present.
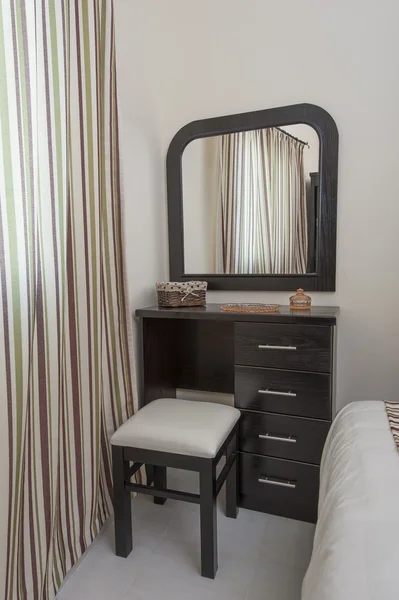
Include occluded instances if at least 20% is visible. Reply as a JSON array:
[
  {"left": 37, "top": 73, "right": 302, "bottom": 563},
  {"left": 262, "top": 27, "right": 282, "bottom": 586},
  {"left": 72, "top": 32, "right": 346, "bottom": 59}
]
[{"left": 302, "top": 400, "right": 399, "bottom": 600}]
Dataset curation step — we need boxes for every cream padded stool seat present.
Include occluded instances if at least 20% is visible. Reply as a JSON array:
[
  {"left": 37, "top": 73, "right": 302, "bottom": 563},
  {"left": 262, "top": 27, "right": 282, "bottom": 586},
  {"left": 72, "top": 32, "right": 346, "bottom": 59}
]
[
  {"left": 111, "top": 398, "right": 240, "bottom": 457},
  {"left": 111, "top": 398, "right": 240, "bottom": 579}
]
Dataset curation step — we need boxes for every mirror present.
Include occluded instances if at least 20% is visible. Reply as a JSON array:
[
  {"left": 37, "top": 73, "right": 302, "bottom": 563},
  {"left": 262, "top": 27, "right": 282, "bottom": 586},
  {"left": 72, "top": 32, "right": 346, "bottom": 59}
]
[
  {"left": 182, "top": 124, "right": 320, "bottom": 275},
  {"left": 167, "top": 104, "right": 338, "bottom": 291}
]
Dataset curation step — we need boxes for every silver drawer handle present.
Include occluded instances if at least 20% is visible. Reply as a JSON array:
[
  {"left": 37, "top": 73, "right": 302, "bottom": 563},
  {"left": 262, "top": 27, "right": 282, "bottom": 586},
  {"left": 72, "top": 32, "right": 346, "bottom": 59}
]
[
  {"left": 258, "top": 389, "right": 297, "bottom": 397},
  {"left": 258, "top": 344, "right": 297, "bottom": 351},
  {"left": 259, "top": 433, "right": 297, "bottom": 443},
  {"left": 258, "top": 476, "right": 297, "bottom": 489}
]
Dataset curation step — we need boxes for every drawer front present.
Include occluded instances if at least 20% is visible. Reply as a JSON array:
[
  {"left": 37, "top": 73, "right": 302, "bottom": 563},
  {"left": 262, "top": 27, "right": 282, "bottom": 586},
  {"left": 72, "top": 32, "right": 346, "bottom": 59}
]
[
  {"left": 235, "top": 366, "right": 331, "bottom": 420},
  {"left": 235, "top": 323, "right": 333, "bottom": 373},
  {"left": 239, "top": 453, "right": 319, "bottom": 523},
  {"left": 240, "top": 411, "right": 330, "bottom": 464}
]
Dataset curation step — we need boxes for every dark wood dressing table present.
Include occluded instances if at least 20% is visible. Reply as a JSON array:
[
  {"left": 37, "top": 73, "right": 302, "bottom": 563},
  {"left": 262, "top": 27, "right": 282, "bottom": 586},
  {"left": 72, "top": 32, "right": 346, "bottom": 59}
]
[{"left": 135, "top": 304, "right": 338, "bottom": 523}]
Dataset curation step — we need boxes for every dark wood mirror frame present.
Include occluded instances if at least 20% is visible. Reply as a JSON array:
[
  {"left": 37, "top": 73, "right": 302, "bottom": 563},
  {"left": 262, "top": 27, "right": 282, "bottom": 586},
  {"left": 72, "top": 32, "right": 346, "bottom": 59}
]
[{"left": 166, "top": 103, "right": 339, "bottom": 291}]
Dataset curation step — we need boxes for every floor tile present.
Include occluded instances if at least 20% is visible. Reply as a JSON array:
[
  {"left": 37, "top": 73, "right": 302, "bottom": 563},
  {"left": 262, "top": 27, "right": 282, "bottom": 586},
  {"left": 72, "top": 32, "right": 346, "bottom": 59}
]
[
  {"left": 56, "top": 535, "right": 152, "bottom": 600},
  {"left": 217, "top": 507, "right": 269, "bottom": 558},
  {"left": 163, "top": 498, "right": 269, "bottom": 559},
  {"left": 126, "top": 575, "right": 228, "bottom": 600},
  {"left": 162, "top": 501, "right": 200, "bottom": 542},
  {"left": 56, "top": 470, "right": 313, "bottom": 600},
  {"left": 167, "top": 467, "right": 200, "bottom": 494},
  {"left": 91, "top": 517, "right": 161, "bottom": 555},
  {"left": 246, "top": 556, "right": 306, "bottom": 600},
  {"left": 126, "top": 536, "right": 255, "bottom": 600},
  {"left": 260, "top": 514, "right": 315, "bottom": 569},
  {"left": 131, "top": 493, "right": 180, "bottom": 535}
]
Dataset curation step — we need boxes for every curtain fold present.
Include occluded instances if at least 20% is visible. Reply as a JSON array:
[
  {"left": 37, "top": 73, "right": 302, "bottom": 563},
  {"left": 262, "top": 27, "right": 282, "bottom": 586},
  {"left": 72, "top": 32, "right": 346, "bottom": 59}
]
[
  {"left": 216, "top": 128, "right": 308, "bottom": 274},
  {"left": 0, "top": 2, "right": 135, "bottom": 599}
]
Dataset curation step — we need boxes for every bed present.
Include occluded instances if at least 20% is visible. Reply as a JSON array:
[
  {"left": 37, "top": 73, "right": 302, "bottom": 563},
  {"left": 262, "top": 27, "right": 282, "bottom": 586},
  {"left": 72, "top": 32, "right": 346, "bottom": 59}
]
[{"left": 302, "top": 400, "right": 399, "bottom": 600}]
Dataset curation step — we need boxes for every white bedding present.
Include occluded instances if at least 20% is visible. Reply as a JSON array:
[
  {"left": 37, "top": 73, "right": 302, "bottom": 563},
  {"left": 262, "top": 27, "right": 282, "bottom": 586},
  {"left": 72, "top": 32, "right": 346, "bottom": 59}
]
[{"left": 302, "top": 401, "right": 399, "bottom": 600}]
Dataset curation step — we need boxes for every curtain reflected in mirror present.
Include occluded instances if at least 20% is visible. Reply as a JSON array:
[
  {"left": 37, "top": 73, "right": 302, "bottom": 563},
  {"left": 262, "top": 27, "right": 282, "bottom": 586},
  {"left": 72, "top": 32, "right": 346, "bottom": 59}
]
[{"left": 182, "top": 124, "right": 320, "bottom": 275}]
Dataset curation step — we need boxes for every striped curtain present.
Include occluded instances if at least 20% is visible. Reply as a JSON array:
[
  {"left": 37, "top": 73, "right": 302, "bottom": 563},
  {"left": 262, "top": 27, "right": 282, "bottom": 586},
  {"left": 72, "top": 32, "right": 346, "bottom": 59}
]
[
  {"left": 0, "top": 2, "right": 135, "bottom": 600},
  {"left": 216, "top": 128, "right": 308, "bottom": 274}
]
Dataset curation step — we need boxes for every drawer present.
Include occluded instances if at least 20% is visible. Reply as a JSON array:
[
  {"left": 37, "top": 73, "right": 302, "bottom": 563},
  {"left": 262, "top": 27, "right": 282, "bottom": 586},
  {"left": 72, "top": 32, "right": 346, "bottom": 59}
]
[
  {"left": 235, "top": 365, "right": 331, "bottom": 420},
  {"left": 239, "top": 453, "right": 319, "bottom": 523},
  {"left": 235, "top": 322, "right": 333, "bottom": 373},
  {"left": 239, "top": 411, "right": 330, "bottom": 464}
]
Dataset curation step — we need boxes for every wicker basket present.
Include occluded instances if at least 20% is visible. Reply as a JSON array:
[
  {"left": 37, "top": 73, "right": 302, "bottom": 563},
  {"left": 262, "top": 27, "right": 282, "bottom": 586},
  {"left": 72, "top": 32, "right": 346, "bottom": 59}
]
[{"left": 156, "top": 281, "right": 207, "bottom": 308}]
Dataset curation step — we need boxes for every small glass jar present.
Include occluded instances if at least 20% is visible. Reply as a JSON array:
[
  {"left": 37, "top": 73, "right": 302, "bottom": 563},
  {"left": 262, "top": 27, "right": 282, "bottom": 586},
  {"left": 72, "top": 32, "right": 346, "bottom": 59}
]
[{"left": 289, "top": 289, "right": 312, "bottom": 310}]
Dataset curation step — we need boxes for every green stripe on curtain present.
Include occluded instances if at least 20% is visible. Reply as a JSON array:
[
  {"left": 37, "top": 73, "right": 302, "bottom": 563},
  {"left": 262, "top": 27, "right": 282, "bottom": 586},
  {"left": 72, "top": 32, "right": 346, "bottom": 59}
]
[{"left": 0, "top": 2, "right": 136, "bottom": 599}]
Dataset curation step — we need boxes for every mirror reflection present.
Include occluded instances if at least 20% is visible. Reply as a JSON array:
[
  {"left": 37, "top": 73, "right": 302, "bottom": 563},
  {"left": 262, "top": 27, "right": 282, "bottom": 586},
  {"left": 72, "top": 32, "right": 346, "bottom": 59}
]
[{"left": 182, "top": 124, "right": 320, "bottom": 275}]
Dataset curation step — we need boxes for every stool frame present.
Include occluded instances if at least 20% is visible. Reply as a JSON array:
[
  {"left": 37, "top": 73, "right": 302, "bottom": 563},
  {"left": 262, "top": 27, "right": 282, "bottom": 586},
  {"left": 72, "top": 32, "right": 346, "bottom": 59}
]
[{"left": 112, "top": 422, "right": 239, "bottom": 578}]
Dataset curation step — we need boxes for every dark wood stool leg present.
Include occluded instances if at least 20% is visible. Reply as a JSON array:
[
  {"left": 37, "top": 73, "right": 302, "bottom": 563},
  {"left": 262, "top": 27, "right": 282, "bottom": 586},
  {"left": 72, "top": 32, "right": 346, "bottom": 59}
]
[
  {"left": 153, "top": 465, "right": 167, "bottom": 505},
  {"left": 226, "top": 431, "right": 239, "bottom": 519},
  {"left": 112, "top": 445, "right": 133, "bottom": 557},
  {"left": 145, "top": 464, "right": 154, "bottom": 485},
  {"left": 200, "top": 462, "right": 218, "bottom": 578}
]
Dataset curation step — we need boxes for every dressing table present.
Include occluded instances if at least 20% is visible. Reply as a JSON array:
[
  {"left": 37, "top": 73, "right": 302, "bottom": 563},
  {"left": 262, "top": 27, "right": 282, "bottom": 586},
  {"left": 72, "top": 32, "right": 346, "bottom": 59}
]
[
  {"left": 138, "top": 102, "right": 339, "bottom": 523},
  {"left": 136, "top": 304, "right": 338, "bottom": 523}
]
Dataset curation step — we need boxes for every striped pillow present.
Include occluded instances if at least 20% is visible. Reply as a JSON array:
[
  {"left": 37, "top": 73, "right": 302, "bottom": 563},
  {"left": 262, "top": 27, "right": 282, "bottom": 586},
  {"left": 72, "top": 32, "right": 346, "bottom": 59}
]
[{"left": 385, "top": 401, "right": 399, "bottom": 450}]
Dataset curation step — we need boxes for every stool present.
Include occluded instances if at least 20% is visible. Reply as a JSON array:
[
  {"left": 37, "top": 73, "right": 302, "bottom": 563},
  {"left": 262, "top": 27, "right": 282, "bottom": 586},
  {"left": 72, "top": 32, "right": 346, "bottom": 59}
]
[{"left": 110, "top": 398, "right": 241, "bottom": 579}]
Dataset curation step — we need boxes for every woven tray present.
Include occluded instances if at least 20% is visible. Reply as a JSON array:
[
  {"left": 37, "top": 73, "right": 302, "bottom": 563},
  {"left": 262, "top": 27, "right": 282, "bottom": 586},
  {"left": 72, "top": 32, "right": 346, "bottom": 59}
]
[{"left": 221, "top": 303, "right": 280, "bottom": 313}]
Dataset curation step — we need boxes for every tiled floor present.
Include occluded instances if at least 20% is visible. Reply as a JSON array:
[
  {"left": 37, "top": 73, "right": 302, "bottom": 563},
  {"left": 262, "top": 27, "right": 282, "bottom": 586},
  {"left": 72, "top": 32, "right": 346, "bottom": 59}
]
[{"left": 56, "top": 469, "right": 315, "bottom": 600}]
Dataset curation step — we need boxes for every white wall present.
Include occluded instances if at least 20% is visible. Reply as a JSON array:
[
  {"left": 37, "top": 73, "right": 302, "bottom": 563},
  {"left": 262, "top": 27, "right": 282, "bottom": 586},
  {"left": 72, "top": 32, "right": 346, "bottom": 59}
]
[{"left": 114, "top": 0, "right": 399, "bottom": 411}]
